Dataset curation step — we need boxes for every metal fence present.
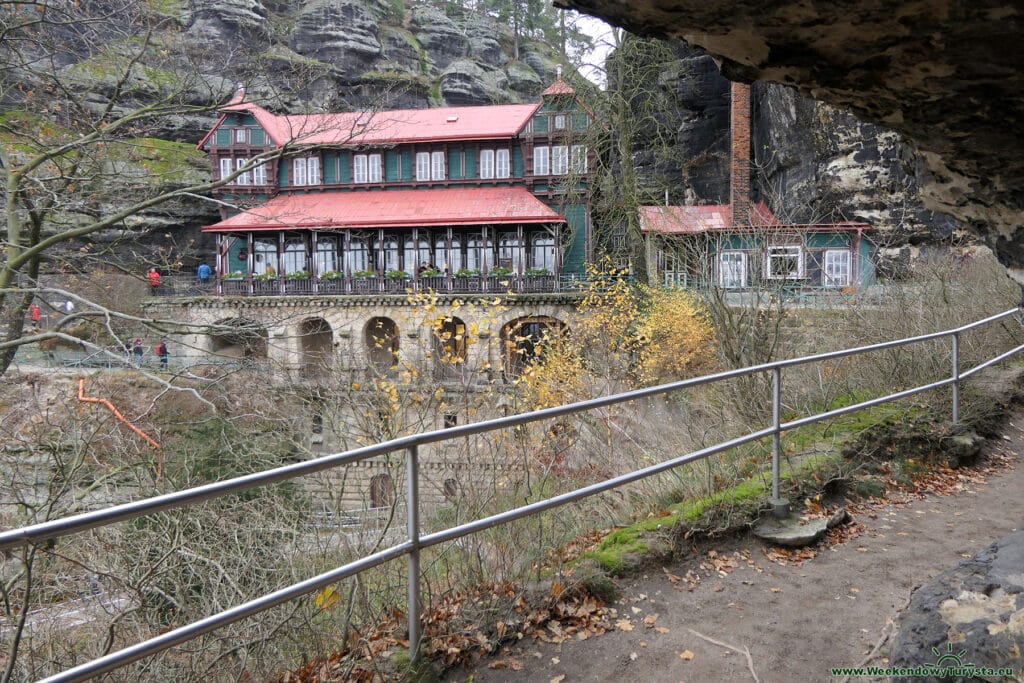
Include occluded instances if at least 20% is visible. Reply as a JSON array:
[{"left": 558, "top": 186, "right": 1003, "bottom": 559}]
[{"left": 2, "top": 308, "right": 1023, "bottom": 683}]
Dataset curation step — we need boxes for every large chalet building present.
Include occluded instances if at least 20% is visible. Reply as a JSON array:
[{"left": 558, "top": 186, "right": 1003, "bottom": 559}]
[{"left": 198, "top": 75, "right": 592, "bottom": 296}]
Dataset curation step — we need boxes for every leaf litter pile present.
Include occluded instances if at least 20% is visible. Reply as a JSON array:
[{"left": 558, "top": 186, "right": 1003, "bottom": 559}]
[{"left": 274, "top": 446, "right": 1015, "bottom": 681}]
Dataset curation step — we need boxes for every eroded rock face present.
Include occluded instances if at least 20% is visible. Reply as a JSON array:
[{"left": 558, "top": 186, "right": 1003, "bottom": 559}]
[
  {"left": 290, "top": 0, "right": 383, "bottom": 74},
  {"left": 890, "top": 531, "right": 1024, "bottom": 680},
  {"left": 559, "top": 0, "right": 1024, "bottom": 274}
]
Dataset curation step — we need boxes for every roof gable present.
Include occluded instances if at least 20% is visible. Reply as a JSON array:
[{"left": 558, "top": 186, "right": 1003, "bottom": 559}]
[{"left": 639, "top": 202, "right": 869, "bottom": 234}]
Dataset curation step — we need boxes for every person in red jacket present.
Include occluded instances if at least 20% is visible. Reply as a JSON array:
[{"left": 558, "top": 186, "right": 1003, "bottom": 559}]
[{"left": 148, "top": 268, "right": 161, "bottom": 293}]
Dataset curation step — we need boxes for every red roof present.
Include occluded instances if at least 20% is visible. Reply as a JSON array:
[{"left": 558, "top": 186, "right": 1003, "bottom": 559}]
[
  {"left": 203, "top": 187, "right": 565, "bottom": 232},
  {"left": 639, "top": 203, "right": 869, "bottom": 234},
  {"left": 198, "top": 101, "right": 541, "bottom": 149},
  {"left": 542, "top": 77, "right": 575, "bottom": 96}
]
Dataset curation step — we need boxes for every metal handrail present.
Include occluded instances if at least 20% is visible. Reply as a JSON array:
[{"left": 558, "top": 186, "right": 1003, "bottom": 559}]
[{"left": 5, "top": 307, "right": 1020, "bottom": 683}]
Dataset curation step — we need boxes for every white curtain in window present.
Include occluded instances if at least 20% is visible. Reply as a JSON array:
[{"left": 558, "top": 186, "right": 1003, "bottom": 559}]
[
  {"left": 479, "top": 149, "right": 495, "bottom": 179},
  {"left": 571, "top": 145, "right": 587, "bottom": 174},
  {"left": 283, "top": 238, "right": 308, "bottom": 274},
  {"left": 369, "top": 154, "right": 382, "bottom": 182},
  {"left": 823, "top": 249, "right": 851, "bottom": 286},
  {"left": 346, "top": 237, "right": 370, "bottom": 273},
  {"left": 431, "top": 151, "right": 445, "bottom": 180},
  {"left": 496, "top": 149, "right": 510, "bottom": 178},
  {"left": 307, "top": 157, "right": 320, "bottom": 185},
  {"left": 235, "top": 158, "right": 251, "bottom": 185},
  {"left": 719, "top": 251, "right": 747, "bottom": 288},
  {"left": 415, "top": 152, "right": 430, "bottom": 181},
  {"left": 293, "top": 158, "right": 307, "bottom": 186},
  {"left": 316, "top": 237, "right": 338, "bottom": 274},
  {"left": 436, "top": 235, "right": 462, "bottom": 273},
  {"left": 499, "top": 233, "right": 524, "bottom": 270},
  {"left": 252, "top": 162, "right": 267, "bottom": 185},
  {"left": 467, "top": 236, "right": 494, "bottom": 271},
  {"left": 220, "top": 158, "right": 233, "bottom": 183},
  {"left": 533, "top": 146, "right": 549, "bottom": 176},
  {"left": 531, "top": 233, "right": 556, "bottom": 271},
  {"left": 552, "top": 146, "right": 569, "bottom": 175},
  {"left": 354, "top": 155, "right": 368, "bottom": 183}
]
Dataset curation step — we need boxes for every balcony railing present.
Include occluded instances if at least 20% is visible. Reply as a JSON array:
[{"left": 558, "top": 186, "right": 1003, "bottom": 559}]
[{"left": 151, "top": 274, "right": 569, "bottom": 297}]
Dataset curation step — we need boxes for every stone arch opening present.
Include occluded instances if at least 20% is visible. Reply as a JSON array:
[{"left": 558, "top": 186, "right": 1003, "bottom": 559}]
[
  {"left": 209, "top": 317, "right": 268, "bottom": 360},
  {"left": 500, "top": 316, "right": 566, "bottom": 379},
  {"left": 365, "top": 317, "right": 399, "bottom": 370},
  {"left": 432, "top": 315, "right": 467, "bottom": 379},
  {"left": 299, "top": 317, "right": 333, "bottom": 379},
  {"left": 369, "top": 473, "right": 394, "bottom": 509}
]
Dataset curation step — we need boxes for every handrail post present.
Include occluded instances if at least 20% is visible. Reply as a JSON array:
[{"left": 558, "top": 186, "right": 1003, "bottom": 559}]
[
  {"left": 406, "top": 446, "right": 421, "bottom": 661},
  {"left": 952, "top": 331, "right": 960, "bottom": 424},
  {"left": 770, "top": 367, "right": 789, "bottom": 518}
]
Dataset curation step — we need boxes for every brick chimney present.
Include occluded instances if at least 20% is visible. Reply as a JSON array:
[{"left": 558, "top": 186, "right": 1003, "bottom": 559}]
[{"left": 730, "top": 81, "right": 752, "bottom": 228}]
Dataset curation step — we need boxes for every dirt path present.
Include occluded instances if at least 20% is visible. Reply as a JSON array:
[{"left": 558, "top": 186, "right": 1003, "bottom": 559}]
[{"left": 445, "top": 413, "right": 1024, "bottom": 683}]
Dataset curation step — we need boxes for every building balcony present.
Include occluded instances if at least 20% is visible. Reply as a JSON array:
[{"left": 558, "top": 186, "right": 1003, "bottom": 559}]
[{"left": 150, "top": 273, "right": 571, "bottom": 298}]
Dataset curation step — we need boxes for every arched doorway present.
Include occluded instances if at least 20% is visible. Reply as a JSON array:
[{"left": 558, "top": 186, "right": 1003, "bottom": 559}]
[
  {"left": 369, "top": 473, "right": 394, "bottom": 508},
  {"left": 209, "top": 317, "right": 269, "bottom": 360},
  {"left": 501, "top": 316, "right": 566, "bottom": 378},
  {"left": 432, "top": 315, "right": 467, "bottom": 380},
  {"left": 299, "top": 317, "right": 333, "bottom": 379},
  {"left": 365, "top": 317, "right": 399, "bottom": 371}
]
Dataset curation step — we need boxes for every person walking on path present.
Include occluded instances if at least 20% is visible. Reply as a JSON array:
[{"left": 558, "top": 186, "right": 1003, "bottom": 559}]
[
  {"left": 197, "top": 262, "right": 212, "bottom": 285},
  {"left": 132, "top": 338, "right": 144, "bottom": 367},
  {"left": 155, "top": 339, "right": 169, "bottom": 369},
  {"left": 30, "top": 304, "right": 40, "bottom": 328},
  {"left": 148, "top": 268, "right": 161, "bottom": 294}
]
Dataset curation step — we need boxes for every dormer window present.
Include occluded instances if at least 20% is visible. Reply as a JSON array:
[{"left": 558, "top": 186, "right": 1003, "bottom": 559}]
[
  {"left": 292, "top": 157, "right": 321, "bottom": 186},
  {"left": 480, "top": 149, "right": 511, "bottom": 179},
  {"left": 416, "top": 151, "right": 445, "bottom": 181},
  {"left": 235, "top": 128, "right": 248, "bottom": 144},
  {"left": 354, "top": 153, "right": 382, "bottom": 184},
  {"left": 553, "top": 114, "right": 566, "bottom": 130}
]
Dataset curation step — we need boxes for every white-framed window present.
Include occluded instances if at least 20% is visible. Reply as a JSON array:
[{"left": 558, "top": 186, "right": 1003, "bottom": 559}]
[
  {"left": 353, "top": 154, "right": 382, "bottom": 183},
  {"left": 531, "top": 233, "right": 556, "bottom": 272},
  {"left": 823, "top": 249, "right": 851, "bottom": 286},
  {"left": 353, "top": 154, "right": 368, "bottom": 184},
  {"left": 533, "top": 146, "right": 549, "bottom": 176},
  {"left": 496, "top": 149, "right": 510, "bottom": 178},
  {"left": 368, "top": 153, "right": 382, "bottom": 182},
  {"left": 719, "top": 251, "right": 747, "bottom": 288},
  {"left": 436, "top": 235, "right": 462, "bottom": 273},
  {"left": 252, "top": 161, "right": 267, "bottom": 186},
  {"left": 316, "top": 237, "right": 338, "bottom": 274},
  {"left": 235, "top": 128, "right": 248, "bottom": 144},
  {"left": 431, "top": 151, "right": 445, "bottom": 180},
  {"left": 571, "top": 145, "right": 587, "bottom": 174},
  {"left": 766, "top": 245, "right": 804, "bottom": 279},
  {"left": 292, "top": 157, "right": 320, "bottom": 186},
  {"left": 499, "top": 232, "right": 525, "bottom": 271},
  {"left": 253, "top": 239, "right": 277, "bottom": 275},
  {"left": 283, "top": 237, "right": 307, "bottom": 274},
  {"left": 219, "top": 158, "right": 233, "bottom": 183},
  {"left": 307, "top": 157, "right": 320, "bottom": 185},
  {"left": 553, "top": 114, "right": 566, "bottom": 130},
  {"left": 479, "top": 149, "right": 495, "bottom": 179},
  {"left": 235, "top": 158, "right": 251, "bottom": 185},
  {"left": 551, "top": 145, "right": 569, "bottom": 175},
  {"left": 415, "top": 152, "right": 430, "bottom": 181}
]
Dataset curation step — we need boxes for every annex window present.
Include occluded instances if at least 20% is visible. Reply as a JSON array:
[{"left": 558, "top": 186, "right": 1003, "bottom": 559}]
[
  {"left": 219, "top": 158, "right": 233, "bottom": 182},
  {"left": 571, "top": 145, "right": 587, "bottom": 174},
  {"left": 496, "top": 149, "right": 510, "bottom": 178},
  {"left": 479, "top": 149, "right": 495, "bottom": 179},
  {"left": 431, "top": 151, "right": 445, "bottom": 180},
  {"left": 551, "top": 145, "right": 569, "bottom": 175},
  {"left": 235, "top": 128, "right": 248, "bottom": 144},
  {"left": 719, "top": 251, "right": 747, "bottom": 288},
  {"left": 823, "top": 249, "right": 851, "bottom": 287},
  {"left": 415, "top": 152, "right": 430, "bottom": 181},
  {"left": 235, "top": 158, "right": 251, "bottom": 185},
  {"left": 766, "top": 245, "right": 804, "bottom": 280},
  {"left": 533, "top": 146, "right": 550, "bottom": 176}
]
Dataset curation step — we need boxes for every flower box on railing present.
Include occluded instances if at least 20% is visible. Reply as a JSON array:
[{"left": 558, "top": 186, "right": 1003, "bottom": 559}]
[{"left": 352, "top": 276, "right": 379, "bottom": 294}]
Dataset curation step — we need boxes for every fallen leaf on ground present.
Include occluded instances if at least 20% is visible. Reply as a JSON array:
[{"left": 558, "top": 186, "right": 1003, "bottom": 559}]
[
  {"left": 616, "top": 619, "right": 634, "bottom": 632},
  {"left": 679, "top": 650, "right": 695, "bottom": 661}
]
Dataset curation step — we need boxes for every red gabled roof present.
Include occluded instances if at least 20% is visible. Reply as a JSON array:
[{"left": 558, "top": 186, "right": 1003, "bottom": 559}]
[
  {"left": 638, "top": 202, "right": 868, "bottom": 234},
  {"left": 203, "top": 187, "right": 565, "bottom": 232},
  {"left": 198, "top": 100, "right": 542, "bottom": 149},
  {"left": 542, "top": 76, "right": 575, "bottom": 96}
]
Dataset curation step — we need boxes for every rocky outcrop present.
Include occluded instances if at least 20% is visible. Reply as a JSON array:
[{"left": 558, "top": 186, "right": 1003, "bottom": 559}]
[
  {"left": 559, "top": 0, "right": 1024, "bottom": 280},
  {"left": 410, "top": 6, "right": 469, "bottom": 74},
  {"left": 890, "top": 531, "right": 1024, "bottom": 681},
  {"left": 290, "top": 0, "right": 383, "bottom": 75}
]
